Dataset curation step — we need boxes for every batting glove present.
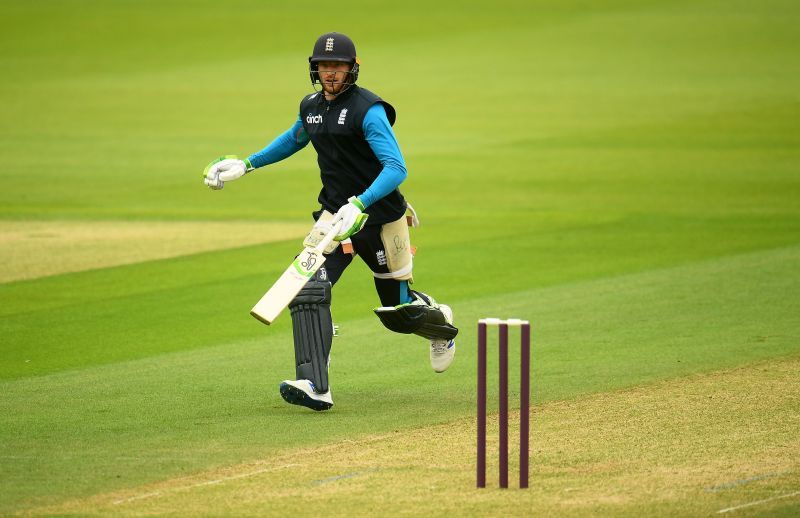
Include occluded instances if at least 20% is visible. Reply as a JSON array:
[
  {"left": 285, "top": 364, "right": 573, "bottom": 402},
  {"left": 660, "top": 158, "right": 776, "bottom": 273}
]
[
  {"left": 332, "top": 196, "right": 369, "bottom": 240},
  {"left": 203, "top": 155, "right": 254, "bottom": 190}
]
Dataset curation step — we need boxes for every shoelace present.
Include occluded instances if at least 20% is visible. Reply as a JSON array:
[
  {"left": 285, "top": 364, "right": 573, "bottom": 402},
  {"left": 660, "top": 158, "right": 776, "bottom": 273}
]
[{"left": 431, "top": 341, "right": 449, "bottom": 354}]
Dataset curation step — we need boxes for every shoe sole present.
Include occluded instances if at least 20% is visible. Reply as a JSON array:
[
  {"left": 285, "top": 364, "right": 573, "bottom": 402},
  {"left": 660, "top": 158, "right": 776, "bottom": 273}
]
[{"left": 279, "top": 382, "right": 333, "bottom": 411}]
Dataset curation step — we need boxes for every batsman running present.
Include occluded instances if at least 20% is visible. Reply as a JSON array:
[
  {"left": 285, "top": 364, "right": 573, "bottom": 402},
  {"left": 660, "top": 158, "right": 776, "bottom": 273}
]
[{"left": 203, "top": 32, "right": 458, "bottom": 411}]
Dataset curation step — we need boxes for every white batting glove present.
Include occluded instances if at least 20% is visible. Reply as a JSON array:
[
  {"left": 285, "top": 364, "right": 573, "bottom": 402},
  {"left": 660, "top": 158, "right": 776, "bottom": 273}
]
[
  {"left": 332, "top": 196, "right": 369, "bottom": 240},
  {"left": 203, "top": 155, "right": 254, "bottom": 190}
]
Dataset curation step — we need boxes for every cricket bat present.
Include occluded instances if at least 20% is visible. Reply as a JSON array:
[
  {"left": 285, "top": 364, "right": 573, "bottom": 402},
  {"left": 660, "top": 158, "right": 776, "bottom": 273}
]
[{"left": 250, "top": 221, "right": 343, "bottom": 325}]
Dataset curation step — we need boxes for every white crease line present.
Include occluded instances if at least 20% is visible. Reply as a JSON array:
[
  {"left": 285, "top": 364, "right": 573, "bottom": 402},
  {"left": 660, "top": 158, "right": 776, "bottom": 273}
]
[
  {"left": 114, "top": 491, "right": 162, "bottom": 504},
  {"left": 717, "top": 490, "right": 800, "bottom": 514},
  {"left": 113, "top": 463, "right": 299, "bottom": 505},
  {"left": 311, "top": 468, "right": 378, "bottom": 486},
  {"left": 706, "top": 471, "right": 792, "bottom": 493}
]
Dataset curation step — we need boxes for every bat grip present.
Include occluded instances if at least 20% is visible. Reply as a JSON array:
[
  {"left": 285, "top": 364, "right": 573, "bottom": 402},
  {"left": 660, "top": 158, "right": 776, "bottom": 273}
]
[{"left": 316, "top": 220, "right": 344, "bottom": 254}]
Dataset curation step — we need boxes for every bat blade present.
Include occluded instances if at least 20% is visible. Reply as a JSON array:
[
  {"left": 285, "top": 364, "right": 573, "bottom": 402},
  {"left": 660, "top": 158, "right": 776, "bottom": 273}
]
[
  {"left": 251, "top": 220, "right": 342, "bottom": 326},
  {"left": 250, "top": 247, "right": 327, "bottom": 325}
]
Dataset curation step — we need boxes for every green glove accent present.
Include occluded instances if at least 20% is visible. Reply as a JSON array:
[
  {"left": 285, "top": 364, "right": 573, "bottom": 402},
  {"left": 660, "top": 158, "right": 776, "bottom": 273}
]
[
  {"left": 202, "top": 154, "right": 238, "bottom": 178},
  {"left": 350, "top": 213, "right": 369, "bottom": 235},
  {"left": 243, "top": 157, "right": 254, "bottom": 172},
  {"left": 334, "top": 213, "right": 369, "bottom": 241},
  {"left": 350, "top": 196, "right": 366, "bottom": 211},
  {"left": 335, "top": 196, "right": 369, "bottom": 240}
]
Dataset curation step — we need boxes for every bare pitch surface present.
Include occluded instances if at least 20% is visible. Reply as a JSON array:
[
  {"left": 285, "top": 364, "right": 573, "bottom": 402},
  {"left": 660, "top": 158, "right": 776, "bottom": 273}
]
[
  {"left": 0, "top": 220, "right": 309, "bottom": 282},
  {"left": 24, "top": 356, "right": 800, "bottom": 516}
]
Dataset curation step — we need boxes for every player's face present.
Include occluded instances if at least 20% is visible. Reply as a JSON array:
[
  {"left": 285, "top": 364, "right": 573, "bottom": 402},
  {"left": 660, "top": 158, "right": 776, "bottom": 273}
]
[{"left": 317, "top": 61, "right": 351, "bottom": 95}]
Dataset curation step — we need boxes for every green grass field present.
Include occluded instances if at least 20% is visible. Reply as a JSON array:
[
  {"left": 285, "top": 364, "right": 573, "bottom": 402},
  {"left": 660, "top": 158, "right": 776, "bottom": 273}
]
[{"left": 2, "top": 0, "right": 799, "bottom": 515}]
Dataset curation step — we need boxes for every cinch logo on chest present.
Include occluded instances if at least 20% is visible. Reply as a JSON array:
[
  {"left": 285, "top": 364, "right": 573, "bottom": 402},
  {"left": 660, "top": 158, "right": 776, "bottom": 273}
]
[{"left": 306, "top": 113, "right": 323, "bottom": 124}]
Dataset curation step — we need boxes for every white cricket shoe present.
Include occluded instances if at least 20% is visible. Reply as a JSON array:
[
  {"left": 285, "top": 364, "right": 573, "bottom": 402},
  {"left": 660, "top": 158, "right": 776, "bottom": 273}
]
[
  {"left": 430, "top": 304, "right": 456, "bottom": 373},
  {"left": 279, "top": 379, "right": 333, "bottom": 411}
]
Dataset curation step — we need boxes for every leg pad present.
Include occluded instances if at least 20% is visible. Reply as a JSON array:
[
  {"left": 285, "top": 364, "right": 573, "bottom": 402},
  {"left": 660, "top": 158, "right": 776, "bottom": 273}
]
[
  {"left": 289, "top": 271, "right": 333, "bottom": 393},
  {"left": 374, "top": 303, "right": 458, "bottom": 340}
]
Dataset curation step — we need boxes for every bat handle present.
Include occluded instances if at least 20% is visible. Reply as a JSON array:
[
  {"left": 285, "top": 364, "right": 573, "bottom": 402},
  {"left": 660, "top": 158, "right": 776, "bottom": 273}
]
[{"left": 316, "top": 220, "right": 344, "bottom": 254}]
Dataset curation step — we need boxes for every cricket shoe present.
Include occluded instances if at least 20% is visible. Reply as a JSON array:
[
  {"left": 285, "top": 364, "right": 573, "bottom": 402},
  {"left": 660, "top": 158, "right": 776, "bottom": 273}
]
[
  {"left": 279, "top": 379, "right": 333, "bottom": 411},
  {"left": 430, "top": 304, "right": 456, "bottom": 373}
]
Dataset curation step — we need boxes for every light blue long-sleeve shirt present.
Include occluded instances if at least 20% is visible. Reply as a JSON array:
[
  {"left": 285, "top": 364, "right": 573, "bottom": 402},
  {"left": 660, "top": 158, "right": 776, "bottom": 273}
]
[{"left": 247, "top": 104, "right": 407, "bottom": 208}]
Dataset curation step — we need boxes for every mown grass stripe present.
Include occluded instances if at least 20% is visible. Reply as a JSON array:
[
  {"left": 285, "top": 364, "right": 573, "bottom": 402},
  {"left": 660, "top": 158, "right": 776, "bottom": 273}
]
[
  {"left": 1, "top": 244, "right": 798, "bottom": 513},
  {"left": 23, "top": 355, "right": 800, "bottom": 516}
]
